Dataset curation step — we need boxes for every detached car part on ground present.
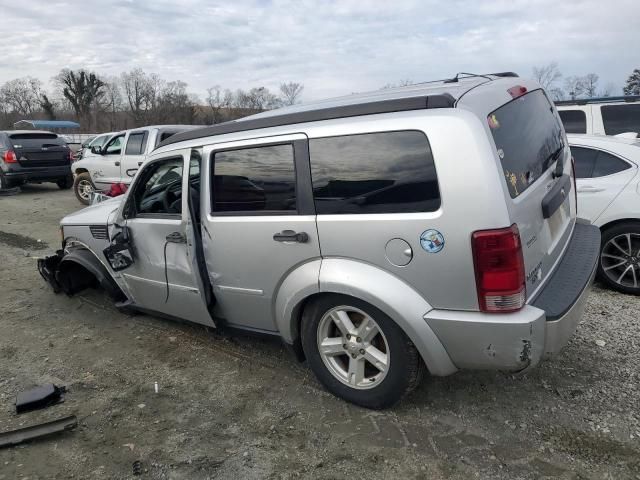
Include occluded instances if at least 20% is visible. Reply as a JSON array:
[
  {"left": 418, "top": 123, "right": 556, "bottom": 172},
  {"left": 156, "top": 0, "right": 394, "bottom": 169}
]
[
  {"left": 39, "top": 74, "right": 600, "bottom": 409},
  {"left": 0, "top": 131, "right": 73, "bottom": 190}
]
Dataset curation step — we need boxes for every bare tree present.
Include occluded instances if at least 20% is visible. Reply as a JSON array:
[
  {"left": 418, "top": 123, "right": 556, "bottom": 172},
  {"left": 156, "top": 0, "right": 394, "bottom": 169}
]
[
  {"left": 39, "top": 94, "right": 56, "bottom": 120},
  {"left": 0, "top": 77, "right": 43, "bottom": 115},
  {"left": 206, "top": 85, "right": 231, "bottom": 123},
  {"left": 279, "top": 82, "right": 304, "bottom": 106},
  {"left": 121, "top": 68, "right": 157, "bottom": 125},
  {"left": 532, "top": 62, "right": 562, "bottom": 90},
  {"left": 564, "top": 76, "right": 586, "bottom": 100},
  {"left": 54, "top": 69, "right": 106, "bottom": 129},
  {"left": 582, "top": 73, "right": 599, "bottom": 98}
]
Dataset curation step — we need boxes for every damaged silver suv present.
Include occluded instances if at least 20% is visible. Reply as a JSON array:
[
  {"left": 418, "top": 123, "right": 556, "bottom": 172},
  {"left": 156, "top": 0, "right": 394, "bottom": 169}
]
[{"left": 39, "top": 73, "right": 601, "bottom": 409}]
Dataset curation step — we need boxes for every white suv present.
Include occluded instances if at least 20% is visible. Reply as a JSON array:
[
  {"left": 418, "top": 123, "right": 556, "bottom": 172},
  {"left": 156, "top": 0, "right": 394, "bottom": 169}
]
[
  {"left": 72, "top": 125, "right": 199, "bottom": 204},
  {"left": 570, "top": 134, "right": 640, "bottom": 294},
  {"left": 557, "top": 97, "right": 640, "bottom": 136}
]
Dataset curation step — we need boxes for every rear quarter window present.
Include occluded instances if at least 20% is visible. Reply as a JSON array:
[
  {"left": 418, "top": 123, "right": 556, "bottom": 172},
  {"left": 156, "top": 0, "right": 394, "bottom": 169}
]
[
  {"left": 558, "top": 110, "right": 587, "bottom": 134},
  {"left": 309, "top": 130, "right": 440, "bottom": 214},
  {"left": 601, "top": 104, "right": 640, "bottom": 136},
  {"left": 488, "top": 90, "right": 564, "bottom": 198}
]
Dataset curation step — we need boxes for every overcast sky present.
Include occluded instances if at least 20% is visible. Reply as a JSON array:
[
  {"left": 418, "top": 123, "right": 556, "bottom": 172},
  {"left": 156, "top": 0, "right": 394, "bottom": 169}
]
[{"left": 0, "top": 0, "right": 637, "bottom": 102}]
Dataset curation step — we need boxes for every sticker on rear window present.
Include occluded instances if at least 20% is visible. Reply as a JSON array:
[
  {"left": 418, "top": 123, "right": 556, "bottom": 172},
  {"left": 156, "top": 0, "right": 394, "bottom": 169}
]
[
  {"left": 420, "top": 229, "right": 445, "bottom": 253},
  {"left": 488, "top": 114, "right": 500, "bottom": 129}
]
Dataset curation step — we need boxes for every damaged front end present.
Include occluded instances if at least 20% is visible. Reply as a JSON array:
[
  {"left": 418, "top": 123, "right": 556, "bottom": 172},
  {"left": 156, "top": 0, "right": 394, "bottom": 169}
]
[{"left": 38, "top": 246, "right": 128, "bottom": 303}]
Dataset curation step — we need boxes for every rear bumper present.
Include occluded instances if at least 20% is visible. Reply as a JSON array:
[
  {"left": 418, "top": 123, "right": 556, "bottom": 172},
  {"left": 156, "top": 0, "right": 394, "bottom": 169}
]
[
  {"left": 424, "top": 220, "right": 600, "bottom": 372},
  {"left": 22, "top": 165, "right": 71, "bottom": 181}
]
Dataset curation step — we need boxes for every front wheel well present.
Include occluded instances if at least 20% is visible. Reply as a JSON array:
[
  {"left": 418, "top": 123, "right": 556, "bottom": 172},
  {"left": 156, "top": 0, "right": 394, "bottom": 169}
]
[{"left": 74, "top": 168, "right": 89, "bottom": 175}]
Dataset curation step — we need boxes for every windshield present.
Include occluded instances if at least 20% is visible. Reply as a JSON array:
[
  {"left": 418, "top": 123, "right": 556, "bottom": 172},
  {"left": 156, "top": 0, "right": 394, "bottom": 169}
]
[{"left": 489, "top": 89, "right": 564, "bottom": 198}]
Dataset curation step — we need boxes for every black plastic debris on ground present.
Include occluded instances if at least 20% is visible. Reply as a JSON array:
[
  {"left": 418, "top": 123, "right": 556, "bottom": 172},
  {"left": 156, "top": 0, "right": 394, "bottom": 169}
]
[
  {"left": 16, "top": 384, "right": 66, "bottom": 414},
  {"left": 0, "top": 415, "right": 77, "bottom": 448}
]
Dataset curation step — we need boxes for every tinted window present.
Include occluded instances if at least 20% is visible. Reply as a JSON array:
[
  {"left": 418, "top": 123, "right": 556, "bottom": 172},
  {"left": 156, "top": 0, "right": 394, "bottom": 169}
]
[
  {"left": 309, "top": 131, "right": 440, "bottom": 214},
  {"left": 9, "top": 133, "right": 65, "bottom": 148},
  {"left": 558, "top": 110, "right": 587, "bottom": 134},
  {"left": 489, "top": 90, "right": 564, "bottom": 198},
  {"left": 132, "top": 158, "right": 184, "bottom": 215},
  {"left": 571, "top": 146, "right": 598, "bottom": 178},
  {"left": 125, "top": 132, "right": 147, "bottom": 155},
  {"left": 593, "top": 150, "right": 630, "bottom": 177},
  {"left": 212, "top": 144, "right": 296, "bottom": 213},
  {"left": 602, "top": 104, "right": 640, "bottom": 136}
]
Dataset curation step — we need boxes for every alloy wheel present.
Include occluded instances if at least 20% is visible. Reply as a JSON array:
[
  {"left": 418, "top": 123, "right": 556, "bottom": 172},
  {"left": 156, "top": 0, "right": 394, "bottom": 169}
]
[
  {"left": 77, "top": 179, "right": 94, "bottom": 200},
  {"left": 316, "top": 305, "right": 389, "bottom": 389},
  {"left": 601, "top": 233, "right": 640, "bottom": 289}
]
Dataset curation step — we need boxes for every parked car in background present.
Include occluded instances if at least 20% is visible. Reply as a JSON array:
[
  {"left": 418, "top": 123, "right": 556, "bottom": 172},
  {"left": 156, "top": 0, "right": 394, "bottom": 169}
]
[
  {"left": 76, "top": 133, "right": 114, "bottom": 161},
  {"left": 557, "top": 96, "right": 640, "bottom": 136},
  {"left": 569, "top": 134, "right": 640, "bottom": 294},
  {"left": 0, "top": 130, "right": 73, "bottom": 190},
  {"left": 72, "top": 125, "right": 199, "bottom": 204},
  {"left": 40, "top": 74, "right": 601, "bottom": 408}
]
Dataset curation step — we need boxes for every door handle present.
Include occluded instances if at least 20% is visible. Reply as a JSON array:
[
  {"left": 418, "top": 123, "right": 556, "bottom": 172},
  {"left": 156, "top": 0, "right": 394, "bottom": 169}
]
[
  {"left": 273, "top": 230, "right": 309, "bottom": 243},
  {"left": 138, "top": 161, "right": 143, "bottom": 166},
  {"left": 114, "top": 161, "right": 120, "bottom": 166},
  {"left": 577, "top": 185, "right": 604, "bottom": 193}
]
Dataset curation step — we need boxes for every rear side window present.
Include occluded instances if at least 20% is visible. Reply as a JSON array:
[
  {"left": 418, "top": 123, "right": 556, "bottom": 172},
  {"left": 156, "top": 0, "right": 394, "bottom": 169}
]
[
  {"left": 309, "top": 131, "right": 440, "bottom": 214},
  {"left": 558, "top": 110, "right": 587, "bottom": 134},
  {"left": 9, "top": 133, "right": 65, "bottom": 148},
  {"left": 489, "top": 89, "right": 564, "bottom": 198},
  {"left": 571, "top": 146, "right": 598, "bottom": 178},
  {"left": 601, "top": 104, "right": 640, "bottom": 136},
  {"left": 212, "top": 144, "right": 296, "bottom": 214},
  {"left": 572, "top": 146, "right": 630, "bottom": 178},
  {"left": 125, "top": 132, "right": 148, "bottom": 155}
]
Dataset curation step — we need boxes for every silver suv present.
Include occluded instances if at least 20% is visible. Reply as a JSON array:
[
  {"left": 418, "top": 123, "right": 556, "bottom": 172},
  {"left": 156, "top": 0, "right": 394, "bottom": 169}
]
[{"left": 39, "top": 73, "right": 600, "bottom": 408}]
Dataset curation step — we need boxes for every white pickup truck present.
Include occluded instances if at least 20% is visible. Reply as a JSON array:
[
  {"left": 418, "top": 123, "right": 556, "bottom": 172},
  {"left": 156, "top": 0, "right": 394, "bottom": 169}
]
[{"left": 72, "top": 125, "right": 199, "bottom": 204}]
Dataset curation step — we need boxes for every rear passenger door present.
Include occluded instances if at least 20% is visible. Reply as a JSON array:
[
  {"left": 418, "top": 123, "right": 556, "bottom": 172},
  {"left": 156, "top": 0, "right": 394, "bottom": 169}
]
[
  {"left": 120, "top": 130, "right": 148, "bottom": 183},
  {"left": 573, "top": 145, "right": 637, "bottom": 222},
  {"left": 201, "top": 134, "right": 321, "bottom": 332}
]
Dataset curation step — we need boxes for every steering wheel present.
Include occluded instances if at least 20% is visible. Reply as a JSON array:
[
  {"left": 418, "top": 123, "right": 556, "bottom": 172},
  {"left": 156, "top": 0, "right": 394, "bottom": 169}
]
[{"left": 161, "top": 183, "right": 180, "bottom": 213}]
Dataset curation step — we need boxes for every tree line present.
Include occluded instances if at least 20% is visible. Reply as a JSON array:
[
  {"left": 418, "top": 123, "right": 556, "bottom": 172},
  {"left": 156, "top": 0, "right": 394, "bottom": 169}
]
[{"left": 0, "top": 68, "right": 304, "bottom": 132}]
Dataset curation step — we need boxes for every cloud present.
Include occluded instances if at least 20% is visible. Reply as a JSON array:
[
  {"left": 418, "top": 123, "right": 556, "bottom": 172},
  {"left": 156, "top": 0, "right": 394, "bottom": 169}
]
[{"left": 0, "top": 0, "right": 637, "bottom": 101}]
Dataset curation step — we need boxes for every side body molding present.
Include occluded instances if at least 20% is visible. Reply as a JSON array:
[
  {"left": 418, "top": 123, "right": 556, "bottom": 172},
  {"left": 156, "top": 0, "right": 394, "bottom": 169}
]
[{"left": 275, "top": 258, "right": 457, "bottom": 377}]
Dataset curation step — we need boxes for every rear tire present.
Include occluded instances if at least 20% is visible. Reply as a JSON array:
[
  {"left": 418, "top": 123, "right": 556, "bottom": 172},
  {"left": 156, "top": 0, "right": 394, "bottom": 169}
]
[
  {"left": 73, "top": 172, "right": 94, "bottom": 205},
  {"left": 598, "top": 222, "right": 640, "bottom": 295},
  {"left": 301, "top": 294, "right": 424, "bottom": 409},
  {"left": 57, "top": 175, "right": 73, "bottom": 190}
]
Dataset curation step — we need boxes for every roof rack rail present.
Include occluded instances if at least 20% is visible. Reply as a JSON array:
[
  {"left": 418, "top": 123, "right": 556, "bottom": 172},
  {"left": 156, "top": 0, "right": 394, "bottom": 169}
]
[
  {"left": 554, "top": 95, "right": 640, "bottom": 106},
  {"left": 444, "top": 71, "right": 519, "bottom": 83},
  {"left": 158, "top": 93, "right": 456, "bottom": 149}
]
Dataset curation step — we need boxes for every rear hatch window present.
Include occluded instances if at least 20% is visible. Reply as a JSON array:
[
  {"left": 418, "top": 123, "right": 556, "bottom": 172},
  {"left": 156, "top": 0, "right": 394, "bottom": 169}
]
[
  {"left": 488, "top": 90, "right": 564, "bottom": 198},
  {"left": 9, "top": 133, "right": 65, "bottom": 148}
]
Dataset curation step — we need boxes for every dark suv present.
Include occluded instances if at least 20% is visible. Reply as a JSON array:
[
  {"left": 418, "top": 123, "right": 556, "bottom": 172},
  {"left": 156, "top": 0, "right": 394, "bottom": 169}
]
[{"left": 0, "top": 130, "right": 73, "bottom": 189}]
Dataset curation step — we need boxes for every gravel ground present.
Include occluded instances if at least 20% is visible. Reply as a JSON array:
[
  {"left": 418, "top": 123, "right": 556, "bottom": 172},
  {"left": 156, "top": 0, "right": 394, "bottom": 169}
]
[{"left": 0, "top": 184, "right": 639, "bottom": 480}]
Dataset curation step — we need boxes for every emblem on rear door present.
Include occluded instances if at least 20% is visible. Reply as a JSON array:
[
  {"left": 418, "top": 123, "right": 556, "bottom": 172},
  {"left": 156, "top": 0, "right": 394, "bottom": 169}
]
[
  {"left": 41, "top": 147, "right": 48, "bottom": 151},
  {"left": 420, "top": 229, "right": 445, "bottom": 253}
]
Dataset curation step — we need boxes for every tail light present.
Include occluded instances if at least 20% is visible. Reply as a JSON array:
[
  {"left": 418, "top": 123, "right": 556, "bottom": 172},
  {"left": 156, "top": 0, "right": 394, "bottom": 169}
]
[
  {"left": 472, "top": 224, "right": 526, "bottom": 313},
  {"left": 3, "top": 150, "right": 18, "bottom": 163},
  {"left": 68, "top": 150, "right": 74, "bottom": 162},
  {"left": 507, "top": 85, "right": 527, "bottom": 99}
]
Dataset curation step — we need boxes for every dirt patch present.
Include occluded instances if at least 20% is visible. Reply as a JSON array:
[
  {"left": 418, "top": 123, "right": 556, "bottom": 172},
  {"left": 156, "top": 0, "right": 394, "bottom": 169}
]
[{"left": 0, "top": 230, "right": 48, "bottom": 250}]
